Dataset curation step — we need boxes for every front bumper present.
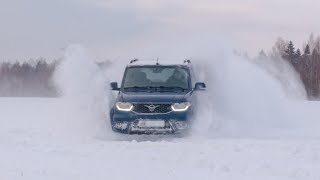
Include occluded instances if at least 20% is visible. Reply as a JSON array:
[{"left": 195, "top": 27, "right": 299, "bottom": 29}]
[
  {"left": 110, "top": 109, "right": 191, "bottom": 134},
  {"left": 112, "top": 120, "right": 189, "bottom": 134}
]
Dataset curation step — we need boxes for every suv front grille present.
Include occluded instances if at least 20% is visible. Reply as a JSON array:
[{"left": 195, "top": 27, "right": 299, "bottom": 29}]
[{"left": 132, "top": 103, "right": 172, "bottom": 114}]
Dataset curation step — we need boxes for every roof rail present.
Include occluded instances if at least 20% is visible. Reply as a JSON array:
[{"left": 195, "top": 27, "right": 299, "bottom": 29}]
[
  {"left": 130, "top": 58, "right": 138, "bottom": 64},
  {"left": 183, "top": 59, "right": 191, "bottom": 64}
]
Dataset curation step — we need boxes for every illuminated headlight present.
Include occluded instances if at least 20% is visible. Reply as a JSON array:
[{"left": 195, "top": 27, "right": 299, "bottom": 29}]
[
  {"left": 116, "top": 102, "right": 133, "bottom": 111},
  {"left": 171, "top": 102, "right": 191, "bottom": 112}
]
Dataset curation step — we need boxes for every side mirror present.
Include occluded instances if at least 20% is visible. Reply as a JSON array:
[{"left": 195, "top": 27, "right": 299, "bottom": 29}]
[
  {"left": 194, "top": 82, "right": 206, "bottom": 91},
  {"left": 110, "top": 82, "right": 120, "bottom": 91}
]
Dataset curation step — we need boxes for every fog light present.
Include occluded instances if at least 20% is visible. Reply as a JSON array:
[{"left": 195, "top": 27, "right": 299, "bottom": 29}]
[
  {"left": 174, "top": 121, "right": 188, "bottom": 130},
  {"left": 114, "top": 122, "right": 128, "bottom": 130}
]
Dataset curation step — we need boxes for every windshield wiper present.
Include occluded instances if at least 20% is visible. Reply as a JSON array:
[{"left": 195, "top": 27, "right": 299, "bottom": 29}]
[
  {"left": 153, "top": 86, "right": 188, "bottom": 91},
  {"left": 123, "top": 86, "right": 149, "bottom": 91},
  {"left": 124, "top": 86, "right": 188, "bottom": 92}
]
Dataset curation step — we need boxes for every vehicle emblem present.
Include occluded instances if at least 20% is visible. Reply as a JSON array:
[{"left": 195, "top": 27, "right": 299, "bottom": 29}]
[{"left": 144, "top": 104, "right": 160, "bottom": 112}]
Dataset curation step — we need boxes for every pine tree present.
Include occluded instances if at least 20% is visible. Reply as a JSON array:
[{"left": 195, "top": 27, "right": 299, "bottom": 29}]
[
  {"left": 304, "top": 44, "right": 311, "bottom": 56},
  {"left": 295, "top": 48, "right": 301, "bottom": 58},
  {"left": 259, "top": 49, "right": 267, "bottom": 57},
  {"left": 285, "top": 41, "right": 295, "bottom": 58}
]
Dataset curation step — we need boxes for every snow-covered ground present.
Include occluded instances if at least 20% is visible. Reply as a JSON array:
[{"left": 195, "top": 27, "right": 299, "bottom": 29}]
[
  {"left": 2, "top": 46, "right": 320, "bottom": 180},
  {"left": 1, "top": 98, "right": 320, "bottom": 180}
]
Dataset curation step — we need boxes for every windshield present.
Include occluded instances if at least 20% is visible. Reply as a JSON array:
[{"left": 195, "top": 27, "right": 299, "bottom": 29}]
[{"left": 122, "top": 66, "right": 190, "bottom": 91}]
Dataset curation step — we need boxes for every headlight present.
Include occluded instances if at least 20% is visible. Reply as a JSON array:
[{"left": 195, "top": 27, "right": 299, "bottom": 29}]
[
  {"left": 116, "top": 102, "right": 133, "bottom": 111},
  {"left": 171, "top": 102, "right": 191, "bottom": 112}
]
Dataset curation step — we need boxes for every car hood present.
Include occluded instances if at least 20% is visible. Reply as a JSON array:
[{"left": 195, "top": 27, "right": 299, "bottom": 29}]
[{"left": 119, "top": 91, "right": 190, "bottom": 103}]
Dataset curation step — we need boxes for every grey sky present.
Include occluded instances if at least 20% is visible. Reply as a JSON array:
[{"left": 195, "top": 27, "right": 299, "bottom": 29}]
[{"left": 1, "top": 0, "right": 319, "bottom": 59}]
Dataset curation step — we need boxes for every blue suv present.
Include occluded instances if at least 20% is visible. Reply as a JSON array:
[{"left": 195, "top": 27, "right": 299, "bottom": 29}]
[{"left": 109, "top": 59, "right": 206, "bottom": 134}]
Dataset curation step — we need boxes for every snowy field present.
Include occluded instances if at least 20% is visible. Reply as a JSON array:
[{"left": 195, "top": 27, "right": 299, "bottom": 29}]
[
  {"left": 2, "top": 46, "right": 320, "bottom": 180},
  {"left": 1, "top": 98, "right": 320, "bottom": 180}
]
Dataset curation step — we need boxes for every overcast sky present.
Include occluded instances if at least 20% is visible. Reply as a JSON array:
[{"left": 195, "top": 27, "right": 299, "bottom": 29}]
[{"left": 1, "top": 0, "right": 319, "bottom": 59}]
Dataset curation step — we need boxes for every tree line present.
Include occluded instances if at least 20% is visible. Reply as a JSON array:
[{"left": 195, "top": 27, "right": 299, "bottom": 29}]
[
  {"left": 0, "top": 59, "right": 111, "bottom": 97},
  {"left": 0, "top": 58, "right": 57, "bottom": 97},
  {"left": 1, "top": 35, "right": 320, "bottom": 99},
  {"left": 260, "top": 34, "right": 320, "bottom": 99}
]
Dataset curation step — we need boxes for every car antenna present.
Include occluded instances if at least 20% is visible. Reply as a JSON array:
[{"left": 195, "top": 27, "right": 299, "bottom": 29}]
[{"left": 156, "top": 57, "right": 159, "bottom": 65}]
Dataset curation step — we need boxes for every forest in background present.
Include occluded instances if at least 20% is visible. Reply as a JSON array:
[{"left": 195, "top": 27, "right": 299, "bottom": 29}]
[
  {"left": 0, "top": 58, "right": 57, "bottom": 97},
  {"left": 260, "top": 34, "right": 320, "bottom": 99},
  {"left": 1, "top": 34, "right": 320, "bottom": 98},
  {"left": 0, "top": 59, "right": 110, "bottom": 97}
]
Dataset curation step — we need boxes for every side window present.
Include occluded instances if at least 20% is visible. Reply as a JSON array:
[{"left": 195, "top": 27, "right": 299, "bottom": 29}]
[{"left": 189, "top": 67, "right": 195, "bottom": 85}]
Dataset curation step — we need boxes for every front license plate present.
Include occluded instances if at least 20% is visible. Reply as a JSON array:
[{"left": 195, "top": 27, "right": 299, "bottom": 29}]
[{"left": 137, "top": 120, "right": 165, "bottom": 128}]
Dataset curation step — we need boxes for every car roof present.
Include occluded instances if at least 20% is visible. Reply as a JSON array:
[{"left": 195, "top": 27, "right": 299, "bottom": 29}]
[{"left": 127, "top": 59, "right": 192, "bottom": 68}]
